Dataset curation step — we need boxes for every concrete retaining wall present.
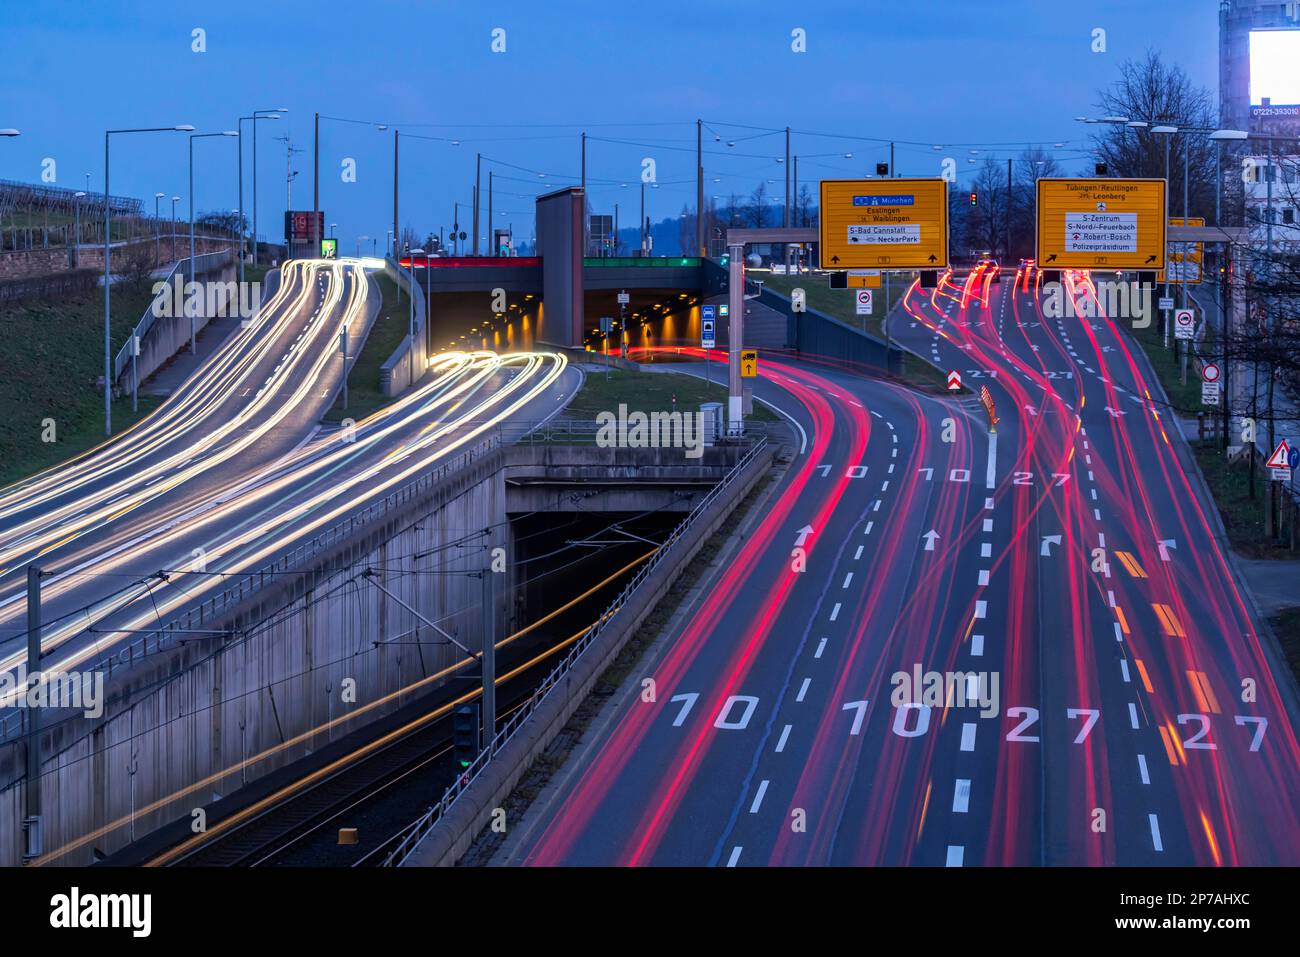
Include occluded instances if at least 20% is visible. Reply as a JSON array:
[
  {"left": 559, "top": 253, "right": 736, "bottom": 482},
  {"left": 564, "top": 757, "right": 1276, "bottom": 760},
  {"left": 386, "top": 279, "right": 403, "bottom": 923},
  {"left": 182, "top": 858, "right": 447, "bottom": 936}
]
[
  {"left": 380, "top": 258, "right": 428, "bottom": 397},
  {"left": 401, "top": 441, "right": 775, "bottom": 866},
  {"left": 0, "top": 442, "right": 505, "bottom": 866},
  {"left": 118, "top": 261, "right": 243, "bottom": 390},
  {"left": 0, "top": 234, "right": 232, "bottom": 280},
  {"left": 0, "top": 442, "right": 757, "bottom": 866}
]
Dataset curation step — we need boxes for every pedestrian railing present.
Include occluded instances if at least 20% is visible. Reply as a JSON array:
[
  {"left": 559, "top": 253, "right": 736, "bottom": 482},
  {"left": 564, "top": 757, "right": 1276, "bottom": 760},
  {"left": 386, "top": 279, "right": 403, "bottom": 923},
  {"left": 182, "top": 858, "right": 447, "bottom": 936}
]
[{"left": 111, "top": 248, "right": 235, "bottom": 383}]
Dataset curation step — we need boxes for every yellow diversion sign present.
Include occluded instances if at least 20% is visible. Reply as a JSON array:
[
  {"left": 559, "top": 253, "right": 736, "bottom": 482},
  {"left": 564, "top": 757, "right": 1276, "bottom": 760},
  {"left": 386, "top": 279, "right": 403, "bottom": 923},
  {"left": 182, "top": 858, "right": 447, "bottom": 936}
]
[
  {"left": 819, "top": 178, "right": 949, "bottom": 270},
  {"left": 1036, "top": 178, "right": 1167, "bottom": 270}
]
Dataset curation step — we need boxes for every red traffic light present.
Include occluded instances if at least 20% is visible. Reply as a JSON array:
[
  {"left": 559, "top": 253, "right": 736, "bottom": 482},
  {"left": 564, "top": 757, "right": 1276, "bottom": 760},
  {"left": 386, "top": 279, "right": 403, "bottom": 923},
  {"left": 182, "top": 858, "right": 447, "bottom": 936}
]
[{"left": 969, "top": 191, "right": 977, "bottom": 206}]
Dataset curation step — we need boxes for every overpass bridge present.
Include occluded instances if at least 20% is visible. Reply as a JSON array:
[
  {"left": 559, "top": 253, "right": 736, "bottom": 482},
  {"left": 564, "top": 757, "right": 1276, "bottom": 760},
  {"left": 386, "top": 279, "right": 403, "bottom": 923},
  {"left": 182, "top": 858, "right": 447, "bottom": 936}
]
[{"left": 392, "top": 185, "right": 896, "bottom": 378}]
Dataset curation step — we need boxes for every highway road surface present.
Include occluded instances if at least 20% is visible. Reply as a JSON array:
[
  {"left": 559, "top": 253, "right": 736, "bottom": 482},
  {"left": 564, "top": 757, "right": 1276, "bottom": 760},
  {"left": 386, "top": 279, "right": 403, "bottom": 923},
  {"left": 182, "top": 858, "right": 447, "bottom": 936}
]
[
  {"left": 499, "top": 262, "right": 1300, "bottom": 867},
  {"left": 0, "top": 261, "right": 580, "bottom": 730}
]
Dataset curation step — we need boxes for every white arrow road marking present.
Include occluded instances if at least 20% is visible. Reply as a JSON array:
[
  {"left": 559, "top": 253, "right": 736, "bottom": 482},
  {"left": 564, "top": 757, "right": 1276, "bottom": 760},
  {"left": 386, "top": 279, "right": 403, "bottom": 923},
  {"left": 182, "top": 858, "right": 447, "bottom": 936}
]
[
  {"left": 1040, "top": 535, "right": 1062, "bottom": 557},
  {"left": 793, "top": 524, "right": 814, "bottom": 547},
  {"left": 1157, "top": 539, "right": 1176, "bottom": 562},
  {"left": 922, "top": 530, "right": 940, "bottom": 551},
  {"left": 1105, "top": 406, "right": 1126, "bottom": 417}
]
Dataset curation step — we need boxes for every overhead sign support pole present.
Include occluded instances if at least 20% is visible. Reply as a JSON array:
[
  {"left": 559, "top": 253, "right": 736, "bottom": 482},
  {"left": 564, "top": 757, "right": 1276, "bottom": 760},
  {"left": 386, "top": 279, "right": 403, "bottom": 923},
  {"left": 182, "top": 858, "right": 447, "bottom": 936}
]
[{"left": 727, "top": 242, "right": 745, "bottom": 435}]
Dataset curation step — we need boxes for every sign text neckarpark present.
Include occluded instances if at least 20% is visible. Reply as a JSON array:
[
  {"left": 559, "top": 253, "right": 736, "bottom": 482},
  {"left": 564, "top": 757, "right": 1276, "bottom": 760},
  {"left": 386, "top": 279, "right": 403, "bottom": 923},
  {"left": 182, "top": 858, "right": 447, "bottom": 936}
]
[
  {"left": 1036, "top": 178, "right": 1167, "bottom": 270},
  {"left": 819, "top": 178, "right": 949, "bottom": 269}
]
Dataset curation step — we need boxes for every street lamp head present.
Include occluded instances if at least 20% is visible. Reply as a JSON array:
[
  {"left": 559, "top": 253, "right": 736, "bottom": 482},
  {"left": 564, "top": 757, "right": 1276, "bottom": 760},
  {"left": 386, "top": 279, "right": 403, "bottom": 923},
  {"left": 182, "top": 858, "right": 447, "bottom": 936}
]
[
  {"left": 222, "top": 131, "right": 238, "bottom": 136},
  {"left": 172, "top": 195, "right": 180, "bottom": 201},
  {"left": 1151, "top": 125, "right": 1178, "bottom": 134},
  {"left": 75, "top": 191, "right": 86, "bottom": 197},
  {"left": 0, "top": 129, "right": 19, "bottom": 137},
  {"left": 1102, "top": 116, "right": 1130, "bottom": 124},
  {"left": 175, "top": 125, "right": 196, "bottom": 131},
  {"left": 1209, "top": 129, "right": 1249, "bottom": 141},
  {"left": 1126, "top": 120, "right": 1149, "bottom": 128},
  {"left": 275, "top": 107, "right": 290, "bottom": 113},
  {"left": 155, "top": 191, "right": 165, "bottom": 197}
]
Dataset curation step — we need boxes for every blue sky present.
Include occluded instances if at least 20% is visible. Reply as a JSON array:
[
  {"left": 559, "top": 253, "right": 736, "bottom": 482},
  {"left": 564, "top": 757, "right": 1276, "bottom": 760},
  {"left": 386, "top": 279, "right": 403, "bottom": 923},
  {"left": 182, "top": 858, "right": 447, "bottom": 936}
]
[{"left": 0, "top": 0, "right": 1223, "bottom": 251}]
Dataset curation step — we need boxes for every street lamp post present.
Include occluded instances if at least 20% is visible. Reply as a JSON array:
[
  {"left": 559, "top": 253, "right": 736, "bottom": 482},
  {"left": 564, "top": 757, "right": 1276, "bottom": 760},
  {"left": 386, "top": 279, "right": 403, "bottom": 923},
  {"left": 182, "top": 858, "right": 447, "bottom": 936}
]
[
  {"left": 238, "top": 110, "right": 283, "bottom": 284},
  {"left": 170, "top": 196, "right": 180, "bottom": 261},
  {"left": 408, "top": 248, "right": 424, "bottom": 387},
  {"left": 250, "top": 108, "right": 289, "bottom": 268},
  {"left": 1151, "top": 125, "right": 1178, "bottom": 347},
  {"left": 153, "top": 192, "right": 164, "bottom": 264},
  {"left": 103, "top": 125, "right": 193, "bottom": 436},
  {"left": 73, "top": 191, "right": 86, "bottom": 268},
  {"left": 189, "top": 131, "right": 239, "bottom": 355}
]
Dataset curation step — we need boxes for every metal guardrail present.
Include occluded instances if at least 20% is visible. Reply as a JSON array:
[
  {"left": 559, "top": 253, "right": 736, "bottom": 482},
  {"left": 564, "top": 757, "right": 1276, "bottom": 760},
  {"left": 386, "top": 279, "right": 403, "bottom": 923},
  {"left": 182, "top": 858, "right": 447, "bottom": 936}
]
[
  {"left": 374, "top": 435, "right": 770, "bottom": 867},
  {"left": 111, "top": 249, "right": 235, "bottom": 382}
]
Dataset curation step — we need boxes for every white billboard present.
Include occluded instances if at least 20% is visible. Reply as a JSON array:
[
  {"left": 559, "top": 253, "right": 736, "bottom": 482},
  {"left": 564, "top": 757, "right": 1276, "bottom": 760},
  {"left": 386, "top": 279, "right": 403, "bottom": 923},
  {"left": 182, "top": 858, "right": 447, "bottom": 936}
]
[{"left": 1250, "top": 29, "right": 1300, "bottom": 107}]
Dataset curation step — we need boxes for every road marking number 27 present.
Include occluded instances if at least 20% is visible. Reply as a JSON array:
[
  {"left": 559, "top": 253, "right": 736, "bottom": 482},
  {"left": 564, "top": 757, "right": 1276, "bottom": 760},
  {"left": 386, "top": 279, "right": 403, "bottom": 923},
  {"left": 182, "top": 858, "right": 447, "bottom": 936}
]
[{"left": 663, "top": 695, "right": 1270, "bottom": 755}]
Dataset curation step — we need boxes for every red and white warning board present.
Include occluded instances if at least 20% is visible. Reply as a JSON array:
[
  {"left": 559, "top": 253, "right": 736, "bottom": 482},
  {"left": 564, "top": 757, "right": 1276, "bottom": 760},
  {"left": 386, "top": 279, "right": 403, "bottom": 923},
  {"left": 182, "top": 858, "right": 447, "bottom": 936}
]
[
  {"left": 1266, "top": 440, "right": 1291, "bottom": 470},
  {"left": 947, "top": 370, "right": 962, "bottom": 391}
]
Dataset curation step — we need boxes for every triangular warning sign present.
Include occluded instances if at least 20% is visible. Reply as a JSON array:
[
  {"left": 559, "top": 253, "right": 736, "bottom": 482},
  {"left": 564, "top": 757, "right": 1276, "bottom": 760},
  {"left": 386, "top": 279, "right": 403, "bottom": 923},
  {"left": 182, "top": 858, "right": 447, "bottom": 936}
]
[{"left": 1266, "top": 440, "right": 1291, "bottom": 469}]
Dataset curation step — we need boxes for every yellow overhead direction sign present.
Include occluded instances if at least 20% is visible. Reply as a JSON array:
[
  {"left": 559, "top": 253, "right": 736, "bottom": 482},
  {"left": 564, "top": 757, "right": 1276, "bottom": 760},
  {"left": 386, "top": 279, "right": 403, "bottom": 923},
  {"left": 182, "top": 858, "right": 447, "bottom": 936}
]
[
  {"left": 1166, "top": 216, "right": 1204, "bottom": 284},
  {"left": 819, "top": 178, "right": 949, "bottom": 270},
  {"left": 1036, "top": 178, "right": 1167, "bottom": 270}
]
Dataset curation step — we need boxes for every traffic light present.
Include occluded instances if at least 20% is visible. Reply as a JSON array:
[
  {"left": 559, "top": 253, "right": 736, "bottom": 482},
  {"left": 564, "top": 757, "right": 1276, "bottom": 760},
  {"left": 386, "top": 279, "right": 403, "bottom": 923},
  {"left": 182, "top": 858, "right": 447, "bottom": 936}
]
[
  {"left": 1095, "top": 163, "right": 1108, "bottom": 176},
  {"left": 970, "top": 191, "right": 978, "bottom": 207},
  {"left": 452, "top": 703, "right": 480, "bottom": 769},
  {"left": 876, "top": 162, "right": 889, "bottom": 177}
]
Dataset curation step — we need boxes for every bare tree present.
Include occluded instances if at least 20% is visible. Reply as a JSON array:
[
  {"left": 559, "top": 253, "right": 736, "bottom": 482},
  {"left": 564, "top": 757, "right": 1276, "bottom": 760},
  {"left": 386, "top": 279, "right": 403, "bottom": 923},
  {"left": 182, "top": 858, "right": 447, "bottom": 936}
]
[
  {"left": 745, "top": 182, "right": 769, "bottom": 228},
  {"left": 1091, "top": 50, "right": 1217, "bottom": 222},
  {"left": 1008, "top": 147, "right": 1067, "bottom": 258},
  {"left": 120, "top": 239, "right": 157, "bottom": 289},
  {"left": 677, "top": 204, "right": 695, "bottom": 256},
  {"left": 796, "top": 183, "right": 814, "bottom": 228}
]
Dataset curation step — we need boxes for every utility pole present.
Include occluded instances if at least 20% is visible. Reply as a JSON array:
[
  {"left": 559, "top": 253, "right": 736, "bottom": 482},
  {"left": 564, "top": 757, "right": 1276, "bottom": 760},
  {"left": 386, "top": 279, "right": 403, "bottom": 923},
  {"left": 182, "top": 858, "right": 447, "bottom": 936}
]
[
  {"left": 581, "top": 131, "right": 586, "bottom": 191},
  {"left": 784, "top": 126, "right": 791, "bottom": 273},
  {"left": 1006, "top": 157, "right": 1012, "bottom": 262},
  {"left": 727, "top": 242, "right": 745, "bottom": 435},
  {"left": 696, "top": 119, "right": 704, "bottom": 257},
  {"left": 392, "top": 130, "right": 399, "bottom": 261},
  {"left": 474, "top": 152, "right": 481, "bottom": 255},
  {"left": 890, "top": 142, "right": 895, "bottom": 177},
  {"left": 785, "top": 155, "right": 795, "bottom": 227},
  {"left": 481, "top": 570, "right": 496, "bottom": 749},
  {"left": 640, "top": 181, "right": 646, "bottom": 256},
  {"left": 313, "top": 111, "right": 320, "bottom": 257},
  {"left": 488, "top": 171, "right": 494, "bottom": 256},
  {"left": 339, "top": 326, "right": 349, "bottom": 411},
  {"left": 23, "top": 565, "right": 42, "bottom": 862}
]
